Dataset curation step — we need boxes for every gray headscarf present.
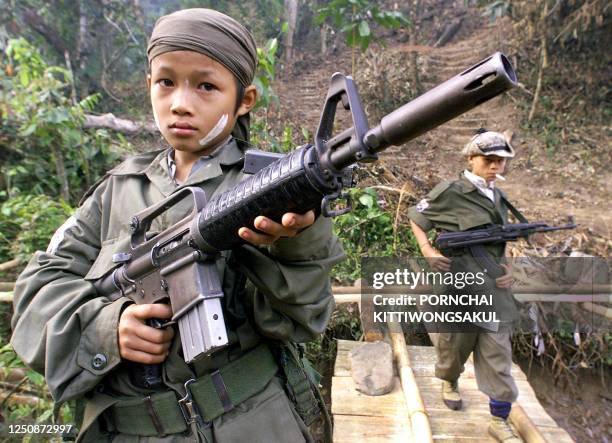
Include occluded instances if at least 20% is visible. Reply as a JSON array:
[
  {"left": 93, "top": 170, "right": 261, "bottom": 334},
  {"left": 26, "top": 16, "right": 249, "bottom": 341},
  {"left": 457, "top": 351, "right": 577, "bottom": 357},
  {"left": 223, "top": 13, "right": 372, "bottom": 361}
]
[{"left": 147, "top": 8, "right": 258, "bottom": 144}]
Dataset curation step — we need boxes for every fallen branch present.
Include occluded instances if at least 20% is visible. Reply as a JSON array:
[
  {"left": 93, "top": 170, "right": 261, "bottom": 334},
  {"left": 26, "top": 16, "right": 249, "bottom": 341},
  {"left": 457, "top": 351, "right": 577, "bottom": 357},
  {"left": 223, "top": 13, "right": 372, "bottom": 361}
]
[
  {"left": 0, "top": 282, "right": 15, "bottom": 291},
  {"left": 0, "top": 382, "right": 42, "bottom": 398},
  {"left": 84, "top": 113, "right": 158, "bottom": 135},
  {"left": 516, "top": 82, "right": 534, "bottom": 96},
  {"left": 0, "top": 368, "right": 27, "bottom": 383},
  {"left": 0, "top": 258, "right": 21, "bottom": 272},
  {"left": 0, "top": 390, "right": 41, "bottom": 407},
  {"left": 0, "top": 377, "right": 29, "bottom": 409},
  {"left": 434, "top": 18, "right": 463, "bottom": 48}
]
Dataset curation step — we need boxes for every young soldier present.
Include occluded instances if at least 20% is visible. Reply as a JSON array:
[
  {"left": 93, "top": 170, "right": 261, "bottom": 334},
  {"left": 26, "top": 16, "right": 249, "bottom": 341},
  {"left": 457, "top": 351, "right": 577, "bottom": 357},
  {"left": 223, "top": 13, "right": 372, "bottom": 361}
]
[
  {"left": 11, "top": 8, "right": 344, "bottom": 442},
  {"left": 408, "top": 130, "right": 522, "bottom": 443}
]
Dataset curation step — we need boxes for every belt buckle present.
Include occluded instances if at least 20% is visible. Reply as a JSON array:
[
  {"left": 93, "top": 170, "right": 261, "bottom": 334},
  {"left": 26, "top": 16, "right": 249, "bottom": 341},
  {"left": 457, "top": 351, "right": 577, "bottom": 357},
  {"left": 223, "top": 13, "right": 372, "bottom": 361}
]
[{"left": 178, "top": 379, "right": 211, "bottom": 431}]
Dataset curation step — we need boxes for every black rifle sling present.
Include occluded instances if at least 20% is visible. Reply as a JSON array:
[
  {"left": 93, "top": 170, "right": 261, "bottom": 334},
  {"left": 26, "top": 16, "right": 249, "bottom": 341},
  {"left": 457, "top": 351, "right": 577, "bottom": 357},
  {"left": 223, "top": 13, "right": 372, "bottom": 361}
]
[
  {"left": 500, "top": 195, "right": 529, "bottom": 223},
  {"left": 469, "top": 195, "right": 527, "bottom": 280}
]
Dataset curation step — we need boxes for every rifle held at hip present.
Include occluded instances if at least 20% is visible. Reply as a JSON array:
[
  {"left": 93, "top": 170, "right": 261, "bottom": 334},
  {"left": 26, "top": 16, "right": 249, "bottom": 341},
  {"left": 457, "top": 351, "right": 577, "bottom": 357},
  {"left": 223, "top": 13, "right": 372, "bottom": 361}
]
[
  {"left": 435, "top": 222, "right": 576, "bottom": 278},
  {"left": 94, "top": 52, "right": 518, "bottom": 371}
]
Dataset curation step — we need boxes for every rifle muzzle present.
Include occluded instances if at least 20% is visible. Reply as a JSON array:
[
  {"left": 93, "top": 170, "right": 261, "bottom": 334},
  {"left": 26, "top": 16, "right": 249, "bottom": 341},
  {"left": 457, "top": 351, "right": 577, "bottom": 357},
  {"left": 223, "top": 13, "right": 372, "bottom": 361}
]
[{"left": 364, "top": 52, "right": 517, "bottom": 152}]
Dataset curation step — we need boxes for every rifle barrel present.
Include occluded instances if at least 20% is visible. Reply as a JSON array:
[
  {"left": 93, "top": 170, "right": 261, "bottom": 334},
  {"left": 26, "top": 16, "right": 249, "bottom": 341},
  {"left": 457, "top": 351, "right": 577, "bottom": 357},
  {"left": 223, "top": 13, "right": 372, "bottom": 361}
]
[{"left": 361, "top": 52, "right": 516, "bottom": 155}]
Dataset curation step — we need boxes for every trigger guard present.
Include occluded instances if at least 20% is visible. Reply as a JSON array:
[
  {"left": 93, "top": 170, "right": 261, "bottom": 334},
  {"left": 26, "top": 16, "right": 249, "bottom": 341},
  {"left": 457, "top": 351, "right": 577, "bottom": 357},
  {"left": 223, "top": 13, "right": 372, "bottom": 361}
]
[{"left": 321, "top": 192, "right": 352, "bottom": 217}]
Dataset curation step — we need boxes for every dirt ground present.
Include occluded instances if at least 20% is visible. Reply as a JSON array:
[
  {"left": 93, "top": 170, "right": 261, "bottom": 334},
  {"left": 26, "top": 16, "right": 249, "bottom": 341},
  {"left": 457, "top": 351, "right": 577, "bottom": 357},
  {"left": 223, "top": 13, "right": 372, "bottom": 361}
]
[
  {"left": 518, "top": 361, "right": 612, "bottom": 443},
  {"left": 273, "top": 11, "right": 611, "bottom": 244}
]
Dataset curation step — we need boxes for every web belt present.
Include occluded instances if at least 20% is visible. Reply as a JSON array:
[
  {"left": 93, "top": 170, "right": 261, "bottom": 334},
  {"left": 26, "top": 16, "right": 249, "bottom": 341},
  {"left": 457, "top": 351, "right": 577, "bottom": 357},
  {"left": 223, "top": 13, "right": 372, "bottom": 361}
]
[{"left": 108, "top": 344, "right": 277, "bottom": 437}]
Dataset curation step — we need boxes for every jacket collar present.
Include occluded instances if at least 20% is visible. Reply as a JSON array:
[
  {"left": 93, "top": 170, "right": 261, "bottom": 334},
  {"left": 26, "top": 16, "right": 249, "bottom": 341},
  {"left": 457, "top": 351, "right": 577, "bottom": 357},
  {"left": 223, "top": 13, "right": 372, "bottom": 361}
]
[
  {"left": 456, "top": 173, "right": 502, "bottom": 211},
  {"left": 151, "top": 139, "right": 245, "bottom": 196},
  {"left": 457, "top": 173, "right": 479, "bottom": 194},
  {"left": 106, "top": 139, "right": 245, "bottom": 197}
]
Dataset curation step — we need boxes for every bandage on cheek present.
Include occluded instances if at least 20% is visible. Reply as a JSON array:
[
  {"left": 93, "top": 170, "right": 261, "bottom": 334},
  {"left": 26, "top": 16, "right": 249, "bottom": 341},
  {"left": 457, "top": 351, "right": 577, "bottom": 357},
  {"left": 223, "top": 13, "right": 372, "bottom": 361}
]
[{"left": 199, "top": 114, "right": 228, "bottom": 147}]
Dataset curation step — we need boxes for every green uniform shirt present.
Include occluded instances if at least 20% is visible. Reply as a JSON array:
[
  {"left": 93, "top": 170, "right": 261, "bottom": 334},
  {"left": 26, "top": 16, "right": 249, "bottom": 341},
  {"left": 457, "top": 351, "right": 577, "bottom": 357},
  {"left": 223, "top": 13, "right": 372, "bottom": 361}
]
[
  {"left": 408, "top": 174, "right": 518, "bottom": 325},
  {"left": 11, "top": 139, "right": 345, "bottom": 440}
]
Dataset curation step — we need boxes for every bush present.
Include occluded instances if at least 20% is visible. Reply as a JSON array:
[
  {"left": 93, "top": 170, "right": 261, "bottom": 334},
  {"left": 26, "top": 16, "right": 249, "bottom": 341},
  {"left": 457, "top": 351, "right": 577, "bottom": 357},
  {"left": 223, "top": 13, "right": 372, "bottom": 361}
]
[
  {"left": 1, "top": 38, "right": 129, "bottom": 204},
  {"left": 0, "top": 194, "right": 74, "bottom": 262},
  {"left": 331, "top": 187, "right": 418, "bottom": 283}
]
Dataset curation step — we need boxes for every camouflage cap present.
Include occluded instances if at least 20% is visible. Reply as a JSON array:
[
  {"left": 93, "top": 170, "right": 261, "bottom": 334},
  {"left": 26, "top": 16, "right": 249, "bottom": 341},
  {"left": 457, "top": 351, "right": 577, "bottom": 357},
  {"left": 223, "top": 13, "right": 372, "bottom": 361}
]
[{"left": 461, "top": 130, "right": 515, "bottom": 158}]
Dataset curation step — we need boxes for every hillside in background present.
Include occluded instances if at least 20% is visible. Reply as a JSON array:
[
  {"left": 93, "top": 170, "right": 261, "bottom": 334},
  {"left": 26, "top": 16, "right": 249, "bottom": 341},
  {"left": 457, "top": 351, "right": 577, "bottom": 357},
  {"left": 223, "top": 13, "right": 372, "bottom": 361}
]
[{"left": 272, "top": 1, "right": 610, "bottom": 250}]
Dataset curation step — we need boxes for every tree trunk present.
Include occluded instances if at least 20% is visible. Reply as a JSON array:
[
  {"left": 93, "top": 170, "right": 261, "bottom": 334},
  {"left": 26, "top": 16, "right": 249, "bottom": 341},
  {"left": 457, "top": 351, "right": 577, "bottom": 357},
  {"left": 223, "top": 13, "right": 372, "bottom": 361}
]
[
  {"left": 408, "top": 0, "right": 422, "bottom": 96},
  {"left": 76, "top": 0, "right": 88, "bottom": 74},
  {"left": 528, "top": 2, "right": 549, "bottom": 122},
  {"left": 22, "top": 9, "right": 68, "bottom": 56},
  {"left": 284, "top": 0, "right": 299, "bottom": 62},
  {"left": 0, "top": 258, "right": 21, "bottom": 272},
  {"left": 131, "top": 0, "right": 149, "bottom": 74},
  {"left": 320, "top": 23, "right": 328, "bottom": 55},
  {"left": 434, "top": 17, "right": 463, "bottom": 48},
  {"left": 52, "top": 145, "right": 70, "bottom": 202}
]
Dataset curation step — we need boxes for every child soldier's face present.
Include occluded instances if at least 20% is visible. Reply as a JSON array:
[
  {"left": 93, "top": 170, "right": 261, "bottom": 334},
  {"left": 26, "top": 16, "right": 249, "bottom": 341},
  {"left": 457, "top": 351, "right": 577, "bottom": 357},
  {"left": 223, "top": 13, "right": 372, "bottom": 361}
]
[
  {"left": 469, "top": 155, "right": 507, "bottom": 183},
  {"left": 148, "top": 50, "right": 256, "bottom": 156}
]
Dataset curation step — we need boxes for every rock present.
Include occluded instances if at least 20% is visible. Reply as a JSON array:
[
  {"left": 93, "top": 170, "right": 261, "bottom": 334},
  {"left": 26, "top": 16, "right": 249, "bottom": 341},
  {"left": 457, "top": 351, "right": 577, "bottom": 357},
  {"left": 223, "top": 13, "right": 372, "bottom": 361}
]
[{"left": 349, "top": 341, "right": 394, "bottom": 396}]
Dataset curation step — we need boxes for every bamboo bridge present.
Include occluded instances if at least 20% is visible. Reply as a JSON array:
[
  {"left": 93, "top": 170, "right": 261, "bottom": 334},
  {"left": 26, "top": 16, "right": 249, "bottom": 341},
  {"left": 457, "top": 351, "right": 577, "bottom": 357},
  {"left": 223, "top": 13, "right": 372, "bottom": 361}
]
[{"left": 331, "top": 285, "right": 582, "bottom": 443}]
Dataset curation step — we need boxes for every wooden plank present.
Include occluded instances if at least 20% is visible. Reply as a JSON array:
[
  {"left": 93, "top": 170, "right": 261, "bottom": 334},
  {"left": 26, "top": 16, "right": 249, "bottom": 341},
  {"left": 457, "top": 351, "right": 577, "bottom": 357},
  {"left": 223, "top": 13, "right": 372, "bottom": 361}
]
[
  {"left": 334, "top": 341, "right": 572, "bottom": 443},
  {"left": 408, "top": 360, "right": 527, "bottom": 381},
  {"left": 334, "top": 348, "right": 351, "bottom": 376},
  {"left": 425, "top": 405, "right": 492, "bottom": 416},
  {"left": 416, "top": 376, "right": 485, "bottom": 391},
  {"left": 337, "top": 339, "right": 362, "bottom": 351},
  {"left": 429, "top": 415, "right": 492, "bottom": 438},
  {"left": 331, "top": 376, "right": 407, "bottom": 417},
  {"left": 535, "top": 427, "right": 575, "bottom": 443},
  {"left": 431, "top": 415, "right": 522, "bottom": 443},
  {"left": 333, "top": 415, "right": 411, "bottom": 443}
]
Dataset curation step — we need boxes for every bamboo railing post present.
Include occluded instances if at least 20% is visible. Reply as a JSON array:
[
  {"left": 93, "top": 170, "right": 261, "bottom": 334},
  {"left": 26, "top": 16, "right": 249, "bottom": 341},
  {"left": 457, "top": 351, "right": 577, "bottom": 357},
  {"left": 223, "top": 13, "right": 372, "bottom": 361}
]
[
  {"left": 510, "top": 404, "right": 548, "bottom": 443},
  {"left": 387, "top": 320, "right": 433, "bottom": 443}
]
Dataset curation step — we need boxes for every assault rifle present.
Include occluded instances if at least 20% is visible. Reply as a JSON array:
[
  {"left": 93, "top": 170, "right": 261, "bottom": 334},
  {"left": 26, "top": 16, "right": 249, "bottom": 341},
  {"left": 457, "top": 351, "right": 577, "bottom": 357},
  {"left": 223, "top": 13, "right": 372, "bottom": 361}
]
[
  {"left": 94, "top": 53, "right": 518, "bottom": 379},
  {"left": 435, "top": 221, "right": 576, "bottom": 277}
]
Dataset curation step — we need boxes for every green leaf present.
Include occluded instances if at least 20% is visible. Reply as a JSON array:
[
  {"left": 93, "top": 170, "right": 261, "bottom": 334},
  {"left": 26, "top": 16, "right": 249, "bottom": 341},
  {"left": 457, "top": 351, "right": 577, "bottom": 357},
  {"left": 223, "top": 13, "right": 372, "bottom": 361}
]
[
  {"left": 281, "top": 22, "right": 289, "bottom": 34},
  {"left": 26, "top": 369, "right": 45, "bottom": 386},
  {"left": 36, "top": 409, "right": 53, "bottom": 423},
  {"left": 268, "top": 38, "right": 278, "bottom": 56},
  {"left": 358, "top": 20, "right": 370, "bottom": 37},
  {"left": 358, "top": 194, "right": 374, "bottom": 208}
]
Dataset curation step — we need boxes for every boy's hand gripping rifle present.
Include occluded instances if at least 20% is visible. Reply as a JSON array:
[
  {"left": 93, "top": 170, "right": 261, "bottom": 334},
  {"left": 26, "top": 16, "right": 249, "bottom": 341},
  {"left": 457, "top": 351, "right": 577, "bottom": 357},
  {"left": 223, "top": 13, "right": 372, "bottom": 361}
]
[{"left": 94, "top": 53, "right": 518, "bottom": 370}]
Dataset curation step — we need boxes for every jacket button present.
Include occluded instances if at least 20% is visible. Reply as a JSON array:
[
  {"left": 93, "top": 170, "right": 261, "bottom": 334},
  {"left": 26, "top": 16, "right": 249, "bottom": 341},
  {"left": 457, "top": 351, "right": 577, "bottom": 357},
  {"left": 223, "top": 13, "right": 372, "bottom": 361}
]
[{"left": 92, "top": 353, "right": 108, "bottom": 370}]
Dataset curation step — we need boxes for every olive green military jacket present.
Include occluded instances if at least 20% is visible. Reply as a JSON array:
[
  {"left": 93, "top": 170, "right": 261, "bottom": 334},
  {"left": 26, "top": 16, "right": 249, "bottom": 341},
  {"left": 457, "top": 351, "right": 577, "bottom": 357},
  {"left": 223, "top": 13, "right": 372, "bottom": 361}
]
[
  {"left": 408, "top": 174, "right": 518, "bottom": 326},
  {"left": 11, "top": 140, "right": 344, "bottom": 439}
]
